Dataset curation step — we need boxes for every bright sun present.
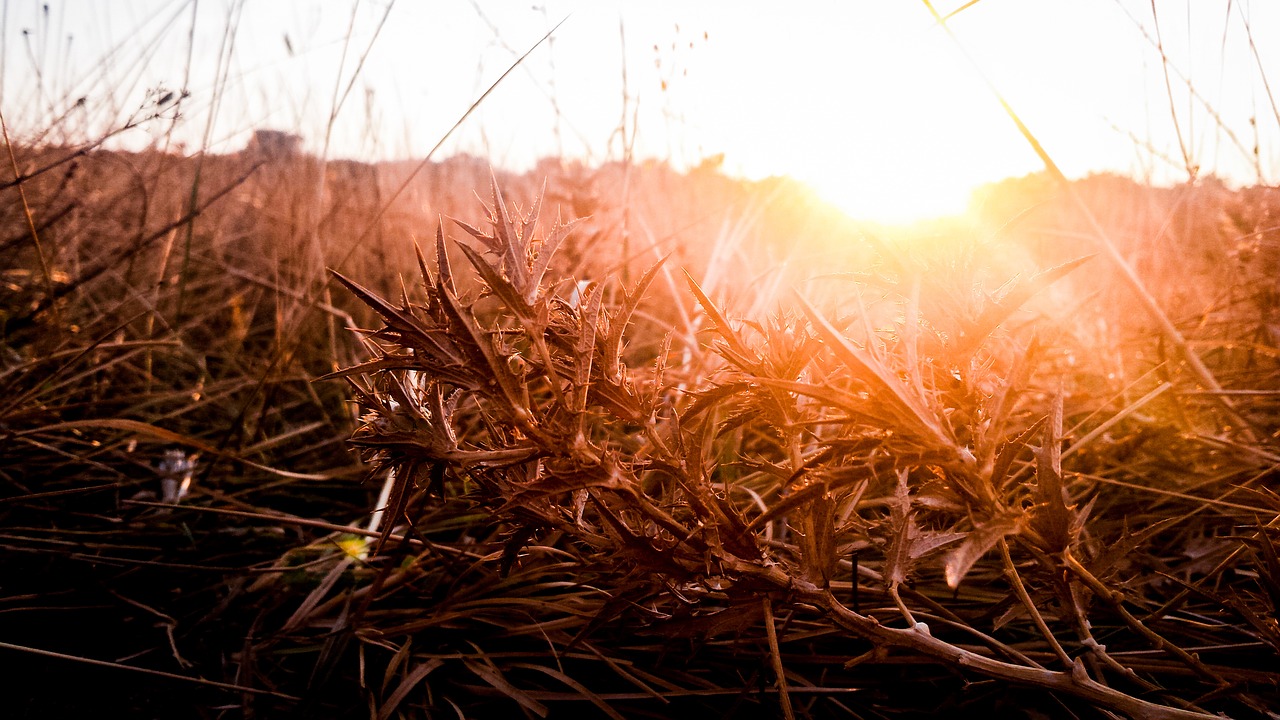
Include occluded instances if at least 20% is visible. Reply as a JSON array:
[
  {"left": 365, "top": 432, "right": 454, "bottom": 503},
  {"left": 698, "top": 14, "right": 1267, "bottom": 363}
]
[
  {"left": 803, "top": 168, "right": 976, "bottom": 226},
  {"left": 695, "top": 4, "right": 1049, "bottom": 227}
]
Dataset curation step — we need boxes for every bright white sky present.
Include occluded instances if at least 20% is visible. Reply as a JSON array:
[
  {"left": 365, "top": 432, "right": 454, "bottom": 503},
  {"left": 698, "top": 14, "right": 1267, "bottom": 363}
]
[{"left": 2, "top": 0, "right": 1277, "bottom": 223}]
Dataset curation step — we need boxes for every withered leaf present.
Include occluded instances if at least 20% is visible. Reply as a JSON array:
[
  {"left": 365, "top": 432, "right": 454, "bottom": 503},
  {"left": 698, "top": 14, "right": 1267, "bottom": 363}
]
[
  {"left": 944, "top": 511, "right": 1025, "bottom": 589},
  {"left": 1032, "top": 390, "right": 1075, "bottom": 552},
  {"left": 795, "top": 292, "right": 953, "bottom": 451},
  {"left": 884, "top": 469, "right": 916, "bottom": 588},
  {"left": 797, "top": 485, "right": 837, "bottom": 587}
]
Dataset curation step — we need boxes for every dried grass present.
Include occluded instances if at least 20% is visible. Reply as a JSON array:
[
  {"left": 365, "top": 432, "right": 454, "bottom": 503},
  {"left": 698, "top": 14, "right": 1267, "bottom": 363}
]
[{"left": 2, "top": 146, "right": 1278, "bottom": 718}]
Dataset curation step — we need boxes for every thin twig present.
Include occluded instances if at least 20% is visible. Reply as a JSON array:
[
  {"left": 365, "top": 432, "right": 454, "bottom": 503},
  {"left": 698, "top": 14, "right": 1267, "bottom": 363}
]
[
  {"left": 761, "top": 597, "right": 795, "bottom": 720},
  {"left": 0, "top": 640, "right": 300, "bottom": 699}
]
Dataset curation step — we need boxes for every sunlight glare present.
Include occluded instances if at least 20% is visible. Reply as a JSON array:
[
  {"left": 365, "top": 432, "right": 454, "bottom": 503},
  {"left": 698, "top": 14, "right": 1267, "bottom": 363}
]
[{"left": 698, "top": 4, "right": 1039, "bottom": 225}]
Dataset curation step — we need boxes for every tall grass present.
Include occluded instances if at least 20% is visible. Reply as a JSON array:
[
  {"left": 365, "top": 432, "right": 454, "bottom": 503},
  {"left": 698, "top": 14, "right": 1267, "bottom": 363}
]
[{"left": 2, "top": 137, "right": 1279, "bottom": 718}]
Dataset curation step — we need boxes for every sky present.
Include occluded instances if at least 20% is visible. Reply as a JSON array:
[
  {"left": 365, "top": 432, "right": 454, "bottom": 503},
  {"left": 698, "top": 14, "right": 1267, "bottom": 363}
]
[{"left": 1, "top": 0, "right": 1277, "bottom": 223}]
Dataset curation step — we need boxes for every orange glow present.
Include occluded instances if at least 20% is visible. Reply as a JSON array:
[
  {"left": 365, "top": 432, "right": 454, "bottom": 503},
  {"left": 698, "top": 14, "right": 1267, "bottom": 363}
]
[{"left": 2, "top": 2, "right": 1276, "bottom": 227}]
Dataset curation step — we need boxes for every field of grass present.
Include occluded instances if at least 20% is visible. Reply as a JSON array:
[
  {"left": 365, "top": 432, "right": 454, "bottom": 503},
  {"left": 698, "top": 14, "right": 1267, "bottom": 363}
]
[
  {"left": 1, "top": 135, "right": 1278, "bottom": 718},
  {"left": 2, "top": 3, "right": 1279, "bottom": 716}
]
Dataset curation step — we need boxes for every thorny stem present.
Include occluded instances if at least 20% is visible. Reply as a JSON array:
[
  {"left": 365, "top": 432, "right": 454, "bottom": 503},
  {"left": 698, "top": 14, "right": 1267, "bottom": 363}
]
[
  {"left": 529, "top": 330, "right": 569, "bottom": 409},
  {"left": 1060, "top": 561, "right": 1112, "bottom": 687},
  {"left": 1080, "top": 635, "right": 1185, "bottom": 709},
  {"left": 874, "top": 575, "right": 1043, "bottom": 668},
  {"left": 888, "top": 584, "right": 917, "bottom": 628},
  {"left": 1062, "top": 548, "right": 1227, "bottom": 688},
  {"left": 999, "top": 539, "right": 1073, "bottom": 669},
  {"left": 720, "top": 556, "right": 1220, "bottom": 720}
]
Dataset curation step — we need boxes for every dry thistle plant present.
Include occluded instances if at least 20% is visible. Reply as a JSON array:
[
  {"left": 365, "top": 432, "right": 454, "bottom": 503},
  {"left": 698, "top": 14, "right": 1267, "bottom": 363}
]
[{"left": 329, "top": 180, "right": 1275, "bottom": 719}]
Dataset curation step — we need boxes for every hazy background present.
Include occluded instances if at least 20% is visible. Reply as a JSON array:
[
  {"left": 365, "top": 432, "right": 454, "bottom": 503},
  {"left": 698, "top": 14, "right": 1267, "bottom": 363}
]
[{"left": 2, "top": 0, "right": 1277, "bottom": 221}]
